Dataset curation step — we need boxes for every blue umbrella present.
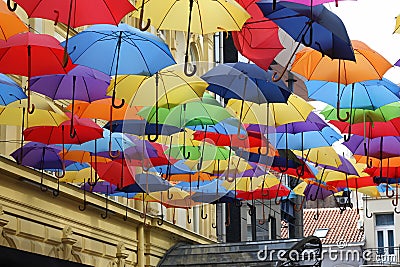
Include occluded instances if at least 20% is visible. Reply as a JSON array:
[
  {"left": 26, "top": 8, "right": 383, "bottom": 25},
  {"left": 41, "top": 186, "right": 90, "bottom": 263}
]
[
  {"left": 149, "top": 160, "right": 197, "bottom": 175},
  {"left": 62, "top": 129, "right": 135, "bottom": 156},
  {"left": 104, "top": 119, "right": 182, "bottom": 136},
  {"left": 187, "top": 117, "right": 246, "bottom": 135},
  {"left": 202, "top": 62, "right": 292, "bottom": 104},
  {"left": 0, "top": 73, "right": 27, "bottom": 105},
  {"left": 306, "top": 78, "right": 400, "bottom": 110},
  {"left": 257, "top": 1, "right": 354, "bottom": 61},
  {"left": 275, "top": 127, "right": 342, "bottom": 150},
  {"left": 119, "top": 173, "right": 171, "bottom": 193},
  {"left": 256, "top": 1, "right": 354, "bottom": 81},
  {"left": 62, "top": 23, "right": 176, "bottom": 108}
]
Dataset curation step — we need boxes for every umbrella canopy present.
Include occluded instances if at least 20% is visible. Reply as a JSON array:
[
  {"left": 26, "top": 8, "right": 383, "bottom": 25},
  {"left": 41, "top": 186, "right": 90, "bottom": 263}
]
[
  {"left": 275, "top": 112, "right": 328, "bottom": 133},
  {"left": 131, "top": 0, "right": 250, "bottom": 35},
  {"left": 226, "top": 94, "right": 314, "bottom": 126},
  {"left": 120, "top": 173, "right": 171, "bottom": 193},
  {"left": 30, "top": 65, "right": 111, "bottom": 102},
  {"left": 293, "top": 180, "right": 337, "bottom": 200},
  {"left": 236, "top": 184, "right": 291, "bottom": 200},
  {"left": 23, "top": 113, "right": 103, "bottom": 144},
  {"left": 202, "top": 62, "right": 292, "bottom": 104},
  {"left": 232, "top": 0, "right": 283, "bottom": 70},
  {"left": 306, "top": 78, "right": 400, "bottom": 110},
  {"left": 344, "top": 135, "right": 400, "bottom": 159},
  {"left": 257, "top": 1, "right": 354, "bottom": 61},
  {"left": 14, "top": 0, "right": 135, "bottom": 27},
  {"left": 62, "top": 23, "right": 175, "bottom": 76},
  {"left": 129, "top": 67, "right": 207, "bottom": 108},
  {"left": 275, "top": 127, "right": 342, "bottom": 150},
  {"left": 292, "top": 146, "right": 342, "bottom": 167},
  {"left": 330, "top": 117, "right": 400, "bottom": 138},
  {"left": 0, "top": 93, "right": 69, "bottom": 127},
  {"left": 67, "top": 98, "right": 143, "bottom": 121},
  {"left": 320, "top": 103, "right": 400, "bottom": 124},
  {"left": 10, "top": 142, "right": 66, "bottom": 169},
  {"left": 90, "top": 159, "right": 135, "bottom": 188},
  {"left": 0, "top": 32, "right": 74, "bottom": 77},
  {"left": 0, "top": 0, "right": 28, "bottom": 40},
  {"left": 104, "top": 119, "right": 182, "bottom": 136},
  {"left": 291, "top": 40, "right": 392, "bottom": 84},
  {"left": 0, "top": 73, "right": 27, "bottom": 105},
  {"left": 278, "top": 0, "right": 353, "bottom": 5}
]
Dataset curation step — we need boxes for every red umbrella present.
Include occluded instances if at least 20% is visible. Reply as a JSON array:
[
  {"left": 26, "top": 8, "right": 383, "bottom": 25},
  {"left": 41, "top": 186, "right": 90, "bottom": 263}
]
[
  {"left": 0, "top": 32, "right": 74, "bottom": 113},
  {"left": 11, "top": 0, "right": 135, "bottom": 65},
  {"left": 232, "top": 0, "right": 283, "bottom": 70},
  {"left": 91, "top": 159, "right": 135, "bottom": 189},
  {"left": 23, "top": 113, "right": 103, "bottom": 145},
  {"left": 364, "top": 167, "right": 400, "bottom": 179},
  {"left": 193, "top": 130, "right": 268, "bottom": 148},
  {"left": 235, "top": 184, "right": 291, "bottom": 200},
  {"left": 12, "top": 0, "right": 135, "bottom": 27},
  {"left": 326, "top": 176, "right": 376, "bottom": 189},
  {"left": 330, "top": 117, "right": 400, "bottom": 138}
]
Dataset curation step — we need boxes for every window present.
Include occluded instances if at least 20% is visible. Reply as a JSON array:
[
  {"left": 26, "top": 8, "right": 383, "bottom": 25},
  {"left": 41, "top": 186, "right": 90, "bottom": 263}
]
[
  {"left": 375, "top": 213, "right": 395, "bottom": 257},
  {"left": 313, "top": 228, "right": 329, "bottom": 238}
]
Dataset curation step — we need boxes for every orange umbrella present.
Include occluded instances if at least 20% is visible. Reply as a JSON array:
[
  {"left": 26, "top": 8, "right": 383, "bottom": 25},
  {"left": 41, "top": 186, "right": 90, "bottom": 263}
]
[
  {"left": 164, "top": 172, "right": 216, "bottom": 182},
  {"left": 61, "top": 150, "right": 111, "bottom": 163},
  {"left": 354, "top": 155, "right": 400, "bottom": 168},
  {"left": 291, "top": 40, "right": 392, "bottom": 84},
  {"left": 67, "top": 98, "right": 143, "bottom": 121},
  {"left": 291, "top": 40, "right": 392, "bottom": 122},
  {"left": 0, "top": 1, "right": 28, "bottom": 40}
]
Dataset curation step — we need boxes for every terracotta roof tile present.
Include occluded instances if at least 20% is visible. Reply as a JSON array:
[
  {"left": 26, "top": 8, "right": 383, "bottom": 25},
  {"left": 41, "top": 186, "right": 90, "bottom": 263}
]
[{"left": 281, "top": 208, "right": 364, "bottom": 245}]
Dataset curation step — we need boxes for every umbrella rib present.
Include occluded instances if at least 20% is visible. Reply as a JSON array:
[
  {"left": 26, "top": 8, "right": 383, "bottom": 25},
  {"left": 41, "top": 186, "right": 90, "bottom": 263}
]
[
  {"left": 156, "top": 1, "right": 178, "bottom": 31},
  {"left": 48, "top": 47, "right": 69, "bottom": 74},
  {"left": 101, "top": 0, "right": 118, "bottom": 25},
  {"left": 81, "top": 77, "right": 91, "bottom": 102},
  {"left": 214, "top": 1, "right": 246, "bottom": 32}
]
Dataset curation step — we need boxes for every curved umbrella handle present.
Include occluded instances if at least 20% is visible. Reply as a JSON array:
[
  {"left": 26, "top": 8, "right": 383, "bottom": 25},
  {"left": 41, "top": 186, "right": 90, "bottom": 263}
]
[
  {"left": 184, "top": 58, "right": 197, "bottom": 77},
  {"left": 40, "top": 172, "right": 48, "bottom": 192},
  {"left": 138, "top": 0, "right": 151, "bottom": 31},
  {"left": 258, "top": 147, "right": 268, "bottom": 156},
  {"left": 100, "top": 186, "right": 109, "bottom": 219},
  {"left": 78, "top": 179, "right": 87, "bottom": 211},
  {"left": 365, "top": 196, "right": 373, "bottom": 218},
  {"left": 7, "top": 0, "right": 17, "bottom": 11},
  {"left": 187, "top": 210, "right": 192, "bottom": 224},
  {"left": 395, "top": 206, "right": 400, "bottom": 214},
  {"left": 27, "top": 95, "right": 35, "bottom": 114},
  {"left": 108, "top": 133, "right": 121, "bottom": 158},
  {"left": 123, "top": 194, "right": 129, "bottom": 221},
  {"left": 112, "top": 94, "right": 125, "bottom": 109},
  {"left": 201, "top": 204, "right": 208, "bottom": 219},
  {"left": 211, "top": 222, "right": 217, "bottom": 229},
  {"left": 157, "top": 215, "right": 164, "bottom": 226},
  {"left": 167, "top": 189, "right": 174, "bottom": 200},
  {"left": 52, "top": 178, "right": 61, "bottom": 197},
  {"left": 301, "top": 22, "right": 313, "bottom": 47},
  {"left": 313, "top": 207, "right": 319, "bottom": 220},
  {"left": 147, "top": 133, "right": 159, "bottom": 142},
  {"left": 336, "top": 100, "right": 350, "bottom": 122},
  {"left": 364, "top": 142, "right": 373, "bottom": 168}
]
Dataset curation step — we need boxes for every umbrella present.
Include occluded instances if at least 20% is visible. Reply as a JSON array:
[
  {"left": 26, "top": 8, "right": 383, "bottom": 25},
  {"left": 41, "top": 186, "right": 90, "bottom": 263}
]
[
  {"left": 30, "top": 65, "right": 111, "bottom": 137},
  {"left": 292, "top": 147, "right": 342, "bottom": 168},
  {"left": 23, "top": 113, "right": 103, "bottom": 145},
  {"left": 307, "top": 78, "right": 400, "bottom": 110},
  {"left": 257, "top": 1, "right": 354, "bottom": 81},
  {"left": 131, "top": 0, "right": 250, "bottom": 75},
  {"left": 121, "top": 173, "right": 171, "bottom": 193},
  {"left": 0, "top": 32, "right": 74, "bottom": 114},
  {"left": 344, "top": 135, "right": 400, "bottom": 160},
  {"left": 129, "top": 67, "right": 208, "bottom": 141},
  {"left": 274, "top": 0, "right": 352, "bottom": 5},
  {"left": 0, "top": 0, "right": 27, "bottom": 39},
  {"left": 13, "top": 0, "right": 135, "bottom": 65},
  {"left": 291, "top": 41, "right": 392, "bottom": 122},
  {"left": 67, "top": 98, "right": 143, "bottom": 121},
  {"left": 104, "top": 120, "right": 181, "bottom": 136},
  {"left": 62, "top": 23, "right": 176, "bottom": 108},
  {"left": 232, "top": 0, "right": 283, "bottom": 70},
  {"left": 226, "top": 94, "right": 313, "bottom": 126},
  {"left": 10, "top": 142, "right": 70, "bottom": 193},
  {"left": 91, "top": 159, "right": 135, "bottom": 188},
  {"left": 320, "top": 102, "right": 400, "bottom": 124},
  {"left": 0, "top": 73, "right": 27, "bottom": 105}
]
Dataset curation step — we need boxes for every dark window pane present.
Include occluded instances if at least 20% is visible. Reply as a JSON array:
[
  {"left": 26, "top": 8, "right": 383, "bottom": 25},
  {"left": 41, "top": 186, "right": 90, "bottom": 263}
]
[
  {"left": 388, "top": 230, "right": 394, "bottom": 254},
  {"left": 377, "top": 231, "right": 384, "bottom": 255},
  {"left": 376, "top": 214, "right": 394, "bottom": 226}
]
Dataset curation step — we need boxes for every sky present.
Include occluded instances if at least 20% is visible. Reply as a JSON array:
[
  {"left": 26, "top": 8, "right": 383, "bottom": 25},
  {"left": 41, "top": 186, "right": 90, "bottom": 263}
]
[{"left": 325, "top": 0, "right": 400, "bottom": 84}]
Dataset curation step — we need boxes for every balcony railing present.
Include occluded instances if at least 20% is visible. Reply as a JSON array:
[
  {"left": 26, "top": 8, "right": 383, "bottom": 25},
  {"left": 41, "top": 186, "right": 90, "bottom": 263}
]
[{"left": 363, "top": 247, "right": 400, "bottom": 265}]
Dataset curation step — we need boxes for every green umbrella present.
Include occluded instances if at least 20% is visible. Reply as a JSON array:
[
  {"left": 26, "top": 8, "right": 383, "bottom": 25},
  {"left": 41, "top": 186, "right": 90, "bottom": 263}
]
[
  {"left": 165, "top": 144, "right": 231, "bottom": 161},
  {"left": 321, "top": 102, "right": 400, "bottom": 124}
]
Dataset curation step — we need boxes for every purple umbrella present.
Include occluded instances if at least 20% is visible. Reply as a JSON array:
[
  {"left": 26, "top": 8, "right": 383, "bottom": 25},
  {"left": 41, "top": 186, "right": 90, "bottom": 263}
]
[
  {"left": 304, "top": 183, "right": 334, "bottom": 201},
  {"left": 30, "top": 65, "right": 111, "bottom": 137},
  {"left": 275, "top": 0, "right": 353, "bottom": 6},
  {"left": 344, "top": 135, "right": 400, "bottom": 159},
  {"left": 10, "top": 142, "right": 73, "bottom": 195},
  {"left": 81, "top": 180, "right": 118, "bottom": 194},
  {"left": 317, "top": 155, "right": 359, "bottom": 175},
  {"left": 275, "top": 112, "right": 328, "bottom": 134}
]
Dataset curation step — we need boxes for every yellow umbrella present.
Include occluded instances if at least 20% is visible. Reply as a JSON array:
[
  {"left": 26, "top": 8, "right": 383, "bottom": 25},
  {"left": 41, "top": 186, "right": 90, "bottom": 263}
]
[
  {"left": 132, "top": 0, "right": 249, "bottom": 75},
  {"left": 109, "top": 68, "right": 208, "bottom": 108},
  {"left": 0, "top": 93, "right": 68, "bottom": 127},
  {"left": 185, "top": 155, "right": 253, "bottom": 175},
  {"left": 132, "top": 0, "right": 250, "bottom": 34},
  {"left": 292, "top": 146, "right": 342, "bottom": 167},
  {"left": 358, "top": 186, "right": 382, "bottom": 198},
  {"left": 222, "top": 174, "right": 279, "bottom": 191},
  {"left": 226, "top": 94, "right": 313, "bottom": 126}
]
